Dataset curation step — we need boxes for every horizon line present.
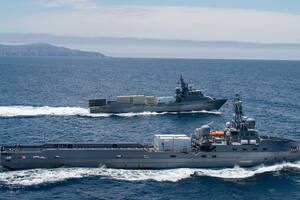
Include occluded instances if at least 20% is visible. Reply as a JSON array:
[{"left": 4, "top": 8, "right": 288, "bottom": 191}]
[{"left": 1, "top": 33, "right": 300, "bottom": 45}]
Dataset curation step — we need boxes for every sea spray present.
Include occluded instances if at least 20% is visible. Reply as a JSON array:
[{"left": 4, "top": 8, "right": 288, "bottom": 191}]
[
  {"left": 0, "top": 162, "right": 299, "bottom": 187},
  {"left": 0, "top": 106, "right": 221, "bottom": 118}
]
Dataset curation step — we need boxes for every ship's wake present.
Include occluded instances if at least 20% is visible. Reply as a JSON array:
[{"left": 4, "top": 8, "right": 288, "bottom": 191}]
[
  {"left": 0, "top": 162, "right": 300, "bottom": 187},
  {"left": 0, "top": 106, "right": 221, "bottom": 118}
]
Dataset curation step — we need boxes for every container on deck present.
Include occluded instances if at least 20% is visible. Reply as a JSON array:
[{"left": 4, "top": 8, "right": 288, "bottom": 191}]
[
  {"left": 132, "top": 95, "right": 146, "bottom": 105},
  {"left": 89, "top": 99, "right": 106, "bottom": 107},
  {"left": 153, "top": 134, "right": 191, "bottom": 152},
  {"left": 145, "top": 96, "right": 156, "bottom": 105},
  {"left": 117, "top": 96, "right": 131, "bottom": 103}
]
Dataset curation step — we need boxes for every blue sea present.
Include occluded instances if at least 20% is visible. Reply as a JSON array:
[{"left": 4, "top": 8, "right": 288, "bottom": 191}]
[{"left": 0, "top": 57, "right": 300, "bottom": 200}]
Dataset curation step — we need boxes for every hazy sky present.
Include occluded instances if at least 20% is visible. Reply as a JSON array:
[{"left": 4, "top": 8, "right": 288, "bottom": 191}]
[{"left": 1, "top": 0, "right": 300, "bottom": 43}]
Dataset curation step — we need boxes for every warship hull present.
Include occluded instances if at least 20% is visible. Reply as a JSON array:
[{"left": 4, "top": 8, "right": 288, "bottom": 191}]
[
  {"left": 89, "top": 99, "right": 227, "bottom": 114},
  {"left": 2, "top": 139, "right": 300, "bottom": 170}
]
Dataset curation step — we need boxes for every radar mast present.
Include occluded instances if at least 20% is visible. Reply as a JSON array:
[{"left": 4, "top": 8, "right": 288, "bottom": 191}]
[{"left": 233, "top": 94, "right": 244, "bottom": 129}]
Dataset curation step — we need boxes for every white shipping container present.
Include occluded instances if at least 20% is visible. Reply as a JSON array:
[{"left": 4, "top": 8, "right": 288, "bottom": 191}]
[
  {"left": 145, "top": 96, "right": 156, "bottom": 105},
  {"left": 132, "top": 95, "right": 146, "bottom": 104},
  {"left": 154, "top": 134, "right": 191, "bottom": 152},
  {"left": 117, "top": 96, "right": 131, "bottom": 103}
]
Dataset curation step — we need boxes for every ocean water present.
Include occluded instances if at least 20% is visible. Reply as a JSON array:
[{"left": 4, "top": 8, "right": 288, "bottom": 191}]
[{"left": 0, "top": 57, "right": 299, "bottom": 200}]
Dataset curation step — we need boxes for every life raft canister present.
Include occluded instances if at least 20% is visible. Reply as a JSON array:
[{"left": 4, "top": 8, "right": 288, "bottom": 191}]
[{"left": 209, "top": 130, "right": 225, "bottom": 137}]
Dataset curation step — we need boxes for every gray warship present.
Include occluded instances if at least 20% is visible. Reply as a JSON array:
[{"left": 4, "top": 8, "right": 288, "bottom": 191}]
[
  {"left": 88, "top": 75, "right": 227, "bottom": 113},
  {"left": 1, "top": 95, "right": 300, "bottom": 170}
]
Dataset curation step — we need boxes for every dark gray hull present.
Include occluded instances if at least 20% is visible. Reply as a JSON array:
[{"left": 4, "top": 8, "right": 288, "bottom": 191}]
[
  {"left": 89, "top": 99, "right": 227, "bottom": 114},
  {"left": 2, "top": 139, "right": 300, "bottom": 170}
]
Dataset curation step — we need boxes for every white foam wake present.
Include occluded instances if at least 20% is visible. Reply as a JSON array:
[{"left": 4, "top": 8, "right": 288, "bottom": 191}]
[
  {"left": 0, "top": 162, "right": 299, "bottom": 186},
  {"left": 0, "top": 106, "right": 221, "bottom": 118},
  {"left": 194, "top": 162, "right": 300, "bottom": 179},
  {"left": 0, "top": 106, "right": 92, "bottom": 117}
]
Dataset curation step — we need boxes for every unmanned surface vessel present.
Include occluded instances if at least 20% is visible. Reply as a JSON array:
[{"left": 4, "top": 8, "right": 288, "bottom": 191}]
[
  {"left": 88, "top": 75, "right": 227, "bottom": 113},
  {"left": 1, "top": 95, "right": 300, "bottom": 170}
]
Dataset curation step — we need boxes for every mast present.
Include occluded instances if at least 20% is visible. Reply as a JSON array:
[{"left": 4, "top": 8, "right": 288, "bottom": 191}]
[
  {"left": 179, "top": 74, "right": 188, "bottom": 95},
  {"left": 233, "top": 94, "right": 243, "bottom": 129}
]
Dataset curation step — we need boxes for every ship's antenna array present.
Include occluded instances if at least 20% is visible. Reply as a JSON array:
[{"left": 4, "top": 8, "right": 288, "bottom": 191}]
[{"left": 233, "top": 94, "right": 243, "bottom": 129}]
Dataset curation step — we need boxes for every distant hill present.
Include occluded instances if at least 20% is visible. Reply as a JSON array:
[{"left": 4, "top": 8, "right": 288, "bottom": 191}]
[
  {"left": 0, "top": 43, "right": 106, "bottom": 58},
  {"left": 1, "top": 33, "right": 300, "bottom": 60}
]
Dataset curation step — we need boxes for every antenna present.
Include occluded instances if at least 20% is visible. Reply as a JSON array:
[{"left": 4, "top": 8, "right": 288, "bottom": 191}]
[{"left": 233, "top": 94, "right": 244, "bottom": 129}]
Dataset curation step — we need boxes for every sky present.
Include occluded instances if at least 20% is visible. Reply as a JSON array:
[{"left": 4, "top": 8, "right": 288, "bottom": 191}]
[{"left": 0, "top": 0, "right": 300, "bottom": 43}]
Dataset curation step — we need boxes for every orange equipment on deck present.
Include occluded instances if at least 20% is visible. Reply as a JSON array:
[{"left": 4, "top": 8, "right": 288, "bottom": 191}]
[{"left": 209, "top": 130, "right": 225, "bottom": 137}]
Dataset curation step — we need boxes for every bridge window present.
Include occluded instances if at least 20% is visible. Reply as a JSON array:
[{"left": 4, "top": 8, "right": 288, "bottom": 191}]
[
  {"left": 253, "top": 148, "right": 257, "bottom": 151},
  {"left": 212, "top": 155, "right": 217, "bottom": 158},
  {"left": 232, "top": 148, "right": 237, "bottom": 151},
  {"left": 263, "top": 148, "right": 268, "bottom": 151},
  {"left": 243, "top": 148, "right": 247, "bottom": 151},
  {"left": 170, "top": 155, "right": 176, "bottom": 158},
  {"left": 201, "top": 155, "right": 207, "bottom": 158}
]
